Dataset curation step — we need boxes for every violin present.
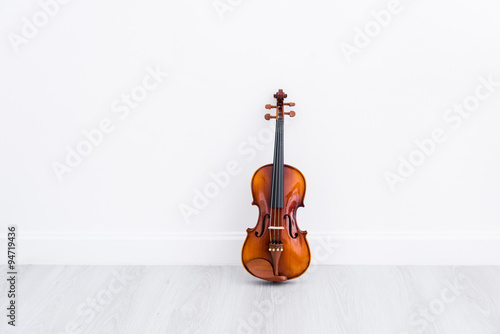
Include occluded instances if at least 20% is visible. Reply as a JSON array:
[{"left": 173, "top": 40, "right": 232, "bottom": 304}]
[{"left": 241, "top": 89, "right": 310, "bottom": 282}]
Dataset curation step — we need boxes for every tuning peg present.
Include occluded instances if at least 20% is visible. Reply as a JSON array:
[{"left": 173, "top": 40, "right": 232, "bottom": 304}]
[
  {"left": 284, "top": 102, "right": 295, "bottom": 107},
  {"left": 284, "top": 111, "right": 296, "bottom": 117},
  {"left": 265, "top": 113, "right": 277, "bottom": 120},
  {"left": 265, "top": 104, "right": 277, "bottom": 109}
]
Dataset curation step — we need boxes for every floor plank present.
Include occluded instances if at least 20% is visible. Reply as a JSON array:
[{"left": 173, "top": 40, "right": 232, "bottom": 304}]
[{"left": 1, "top": 265, "right": 499, "bottom": 334}]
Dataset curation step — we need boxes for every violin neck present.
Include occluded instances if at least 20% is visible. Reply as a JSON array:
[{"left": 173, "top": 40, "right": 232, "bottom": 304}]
[{"left": 270, "top": 118, "right": 284, "bottom": 208}]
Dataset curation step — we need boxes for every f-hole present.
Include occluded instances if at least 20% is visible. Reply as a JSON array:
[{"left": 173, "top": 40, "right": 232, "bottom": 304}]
[
  {"left": 255, "top": 214, "right": 269, "bottom": 238},
  {"left": 284, "top": 214, "right": 298, "bottom": 239}
]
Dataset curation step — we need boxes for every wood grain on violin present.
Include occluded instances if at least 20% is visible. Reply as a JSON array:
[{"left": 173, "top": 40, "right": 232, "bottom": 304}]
[{"left": 241, "top": 90, "right": 310, "bottom": 282}]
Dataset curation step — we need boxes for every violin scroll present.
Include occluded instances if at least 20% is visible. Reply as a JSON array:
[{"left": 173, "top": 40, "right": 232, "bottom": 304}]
[{"left": 264, "top": 89, "right": 296, "bottom": 120}]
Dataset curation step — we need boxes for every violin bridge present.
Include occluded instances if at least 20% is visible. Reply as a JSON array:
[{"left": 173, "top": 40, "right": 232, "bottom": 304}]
[
  {"left": 268, "top": 226, "right": 284, "bottom": 230},
  {"left": 268, "top": 243, "right": 284, "bottom": 252}
]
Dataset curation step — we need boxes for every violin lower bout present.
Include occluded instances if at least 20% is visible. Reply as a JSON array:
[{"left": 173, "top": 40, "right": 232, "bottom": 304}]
[{"left": 241, "top": 164, "right": 310, "bottom": 281}]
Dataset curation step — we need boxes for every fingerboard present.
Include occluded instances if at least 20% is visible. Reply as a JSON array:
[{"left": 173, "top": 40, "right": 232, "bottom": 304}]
[{"left": 270, "top": 119, "right": 284, "bottom": 208}]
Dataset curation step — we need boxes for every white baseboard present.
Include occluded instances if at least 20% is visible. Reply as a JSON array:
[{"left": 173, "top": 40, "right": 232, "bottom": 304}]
[{"left": 10, "top": 231, "right": 500, "bottom": 265}]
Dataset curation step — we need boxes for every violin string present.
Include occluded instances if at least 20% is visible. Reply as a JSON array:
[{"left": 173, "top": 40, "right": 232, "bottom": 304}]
[
  {"left": 270, "top": 162, "right": 273, "bottom": 244},
  {"left": 278, "top": 116, "right": 283, "bottom": 245},
  {"left": 274, "top": 116, "right": 282, "bottom": 245},
  {"left": 271, "top": 159, "right": 275, "bottom": 244},
  {"left": 271, "top": 117, "right": 279, "bottom": 244},
  {"left": 274, "top": 117, "right": 280, "bottom": 244},
  {"left": 282, "top": 118, "right": 284, "bottom": 245},
  {"left": 279, "top": 117, "right": 283, "bottom": 245},
  {"left": 276, "top": 118, "right": 280, "bottom": 245},
  {"left": 275, "top": 115, "right": 281, "bottom": 245},
  {"left": 281, "top": 117, "right": 284, "bottom": 245}
]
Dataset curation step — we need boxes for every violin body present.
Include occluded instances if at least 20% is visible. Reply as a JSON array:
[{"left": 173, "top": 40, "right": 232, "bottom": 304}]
[
  {"left": 242, "top": 164, "right": 310, "bottom": 281},
  {"left": 241, "top": 89, "right": 311, "bottom": 282}
]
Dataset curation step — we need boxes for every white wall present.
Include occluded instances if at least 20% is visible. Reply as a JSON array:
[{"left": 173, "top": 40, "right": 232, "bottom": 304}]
[{"left": 1, "top": 0, "right": 500, "bottom": 265}]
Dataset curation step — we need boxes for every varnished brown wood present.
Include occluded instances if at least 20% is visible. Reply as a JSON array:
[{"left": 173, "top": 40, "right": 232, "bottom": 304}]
[
  {"left": 269, "top": 244, "right": 283, "bottom": 276},
  {"left": 241, "top": 164, "right": 310, "bottom": 281},
  {"left": 245, "top": 259, "right": 287, "bottom": 281}
]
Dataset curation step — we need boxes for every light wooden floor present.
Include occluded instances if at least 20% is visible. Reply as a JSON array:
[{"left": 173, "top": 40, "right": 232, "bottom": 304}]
[{"left": 1, "top": 266, "right": 500, "bottom": 334}]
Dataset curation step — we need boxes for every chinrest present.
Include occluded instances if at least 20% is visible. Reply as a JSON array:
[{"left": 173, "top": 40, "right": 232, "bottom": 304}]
[{"left": 245, "top": 258, "right": 287, "bottom": 281}]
